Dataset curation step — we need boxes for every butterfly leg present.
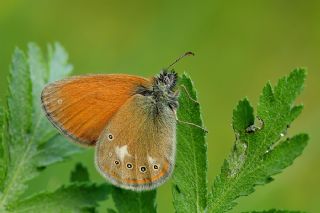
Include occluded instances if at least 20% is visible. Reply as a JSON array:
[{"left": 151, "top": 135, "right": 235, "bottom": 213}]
[
  {"left": 174, "top": 110, "right": 208, "bottom": 133},
  {"left": 179, "top": 84, "right": 199, "bottom": 105}
]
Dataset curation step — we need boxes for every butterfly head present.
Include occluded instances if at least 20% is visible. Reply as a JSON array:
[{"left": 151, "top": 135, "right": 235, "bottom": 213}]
[
  {"left": 155, "top": 70, "right": 178, "bottom": 91},
  {"left": 135, "top": 70, "right": 178, "bottom": 110},
  {"left": 152, "top": 70, "right": 179, "bottom": 110}
]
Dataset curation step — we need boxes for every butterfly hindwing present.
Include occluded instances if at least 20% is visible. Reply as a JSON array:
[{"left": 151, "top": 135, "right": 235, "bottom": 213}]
[
  {"left": 96, "top": 94, "right": 176, "bottom": 190},
  {"left": 41, "top": 74, "right": 150, "bottom": 146}
]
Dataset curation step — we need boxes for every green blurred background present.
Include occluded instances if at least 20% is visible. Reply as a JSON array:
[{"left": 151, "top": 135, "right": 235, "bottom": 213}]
[{"left": 1, "top": 0, "right": 319, "bottom": 212}]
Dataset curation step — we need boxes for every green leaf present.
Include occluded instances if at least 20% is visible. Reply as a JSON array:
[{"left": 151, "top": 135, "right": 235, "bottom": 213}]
[
  {"left": 28, "top": 43, "right": 53, "bottom": 145},
  {"left": 47, "top": 42, "right": 73, "bottom": 82},
  {"left": 172, "top": 73, "right": 208, "bottom": 213},
  {"left": 7, "top": 48, "right": 32, "bottom": 149},
  {"left": 107, "top": 209, "right": 118, "bottom": 213},
  {"left": 232, "top": 98, "right": 254, "bottom": 134},
  {"left": 29, "top": 43, "right": 47, "bottom": 135},
  {"left": 0, "top": 48, "right": 33, "bottom": 205},
  {"left": 244, "top": 209, "right": 306, "bottom": 213},
  {"left": 34, "top": 136, "right": 82, "bottom": 168},
  {"left": 70, "top": 163, "right": 90, "bottom": 182},
  {"left": 69, "top": 163, "right": 99, "bottom": 213},
  {"left": 0, "top": 43, "right": 82, "bottom": 209},
  {"left": 8, "top": 183, "right": 111, "bottom": 213},
  {"left": 111, "top": 187, "right": 157, "bottom": 213},
  {"left": 208, "top": 69, "right": 309, "bottom": 212}
]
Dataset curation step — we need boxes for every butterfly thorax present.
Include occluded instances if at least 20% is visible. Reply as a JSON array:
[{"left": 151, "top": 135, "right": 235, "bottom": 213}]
[{"left": 136, "top": 71, "right": 179, "bottom": 111}]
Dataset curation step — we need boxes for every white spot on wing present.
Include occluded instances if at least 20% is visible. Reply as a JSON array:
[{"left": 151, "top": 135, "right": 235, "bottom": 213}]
[
  {"left": 148, "top": 155, "right": 156, "bottom": 164},
  {"left": 57, "top": 99, "right": 63, "bottom": 105},
  {"left": 115, "top": 145, "right": 131, "bottom": 162}
]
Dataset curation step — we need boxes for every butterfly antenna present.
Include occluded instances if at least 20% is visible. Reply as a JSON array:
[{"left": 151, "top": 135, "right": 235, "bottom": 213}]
[{"left": 166, "top": 51, "right": 195, "bottom": 70}]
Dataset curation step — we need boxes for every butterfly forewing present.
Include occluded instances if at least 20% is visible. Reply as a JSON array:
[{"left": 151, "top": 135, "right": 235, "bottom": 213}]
[
  {"left": 41, "top": 74, "right": 150, "bottom": 146},
  {"left": 96, "top": 94, "right": 176, "bottom": 191}
]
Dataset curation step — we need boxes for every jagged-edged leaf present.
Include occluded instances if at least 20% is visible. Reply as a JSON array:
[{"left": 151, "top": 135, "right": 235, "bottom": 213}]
[
  {"left": 28, "top": 43, "right": 47, "bottom": 137},
  {"left": 208, "top": 69, "right": 309, "bottom": 212},
  {"left": 7, "top": 48, "right": 32, "bottom": 148},
  {"left": 0, "top": 48, "right": 33, "bottom": 205},
  {"left": 8, "top": 183, "right": 111, "bottom": 213},
  {"left": 262, "top": 134, "right": 308, "bottom": 177},
  {"left": 232, "top": 99, "right": 254, "bottom": 134},
  {"left": 69, "top": 164, "right": 102, "bottom": 213},
  {"left": 0, "top": 43, "right": 82, "bottom": 209},
  {"left": 111, "top": 187, "right": 157, "bottom": 213},
  {"left": 34, "top": 136, "right": 82, "bottom": 168},
  {"left": 28, "top": 43, "right": 52, "bottom": 145},
  {"left": 172, "top": 74, "right": 208, "bottom": 213},
  {"left": 70, "top": 163, "right": 90, "bottom": 182},
  {"left": 47, "top": 42, "right": 73, "bottom": 82}
]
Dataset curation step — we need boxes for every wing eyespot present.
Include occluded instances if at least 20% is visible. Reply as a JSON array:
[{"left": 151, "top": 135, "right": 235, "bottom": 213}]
[
  {"left": 140, "top": 166, "right": 147, "bottom": 173},
  {"left": 107, "top": 133, "right": 114, "bottom": 141},
  {"left": 153, "top": 164, "right": 159, "bottom": 170},
  {"left": 126, "top": 163, "right": 133, "bottom": 169},
  {"left": 114, "top": 160, "right": 120, "bottom": 165}
]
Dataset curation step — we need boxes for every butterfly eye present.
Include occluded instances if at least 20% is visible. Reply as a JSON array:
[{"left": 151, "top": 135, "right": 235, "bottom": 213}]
[
  {"left": 153, "top": 165, "right": 159, "bottom": 170},
  {"left": 114, "top": 160, "right": 120, "bottom": 165},
  {"left": 108, "top": 133, "right": 114, "bottom": 141},
  {"left": 140, "top": 166, "right": 147, "bottom": 173},
  {"left": 126, "top": 163, "right": 133, "bottom": 169}
]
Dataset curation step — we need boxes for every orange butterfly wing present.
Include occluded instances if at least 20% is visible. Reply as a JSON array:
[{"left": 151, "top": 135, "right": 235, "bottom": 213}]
[{"left": 41, "top": 74, "right": 151, "bottom": 146}]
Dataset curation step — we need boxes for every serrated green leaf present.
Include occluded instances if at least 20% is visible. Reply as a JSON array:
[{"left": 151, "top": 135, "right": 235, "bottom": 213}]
[
  {"left": 7, "top": 48, "right": 32, "bottom": 148},
  {"left": 0, "top": 43, "right": 82, "bottom": 210},
  {"left": 0, "top": 48, "right": 33, "bottom": 205},
  {"left": 69, "top": 164, "right": 101, "bottom": 213},
  {"left": 8, "top": 183, "right": 111, "bottom": 213},
  {"left": 289, "top": 105, "right": 303, "bottom": 124},
  {"left": 28, "top": 43, "right": 54, "bottom": 145},
  {"left": 172, "top": 74, "right": 208, "bottom": 213},
  {"left": 208, "top": 68, "right": 309, "bottom": 212},
  {"left": 112, "top": 187, "right": 156, "bottom": 213},
  {"left": 34, "top": 136, "right": 83, "bottom": 168},
  {"left": 244, "top": 209, "right": 306, "bottom": 213},
  {"left": 232, "top": 98, "right": 254, "bottom": 134},
  {"left": 263, "top": 134, "right": 308, "bottom": 176},
  {"left": 70, "top": 163, "right": 90, "bottom": 182},
  {"left": 47, "top": 42, "right": 73, "bottom": 82}
]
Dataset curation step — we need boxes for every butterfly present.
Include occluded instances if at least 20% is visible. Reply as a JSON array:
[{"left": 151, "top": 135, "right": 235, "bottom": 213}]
[{"left": 41, "top": 52, "right": 199, "bottom": 191}]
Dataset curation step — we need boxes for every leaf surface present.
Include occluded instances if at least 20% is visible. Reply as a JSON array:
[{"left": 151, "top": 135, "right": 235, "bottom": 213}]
[
  {"left": 70, "top": 163, "right": 90, "bottom": 182},
  {"left": 9, "top": 183, "right": 111, "bottom": 213},
  {"left": 208, "top": 69, "right": 309, "bottom": 212},
  {"left": 0, "top": 43, "right": 82, "bottom": 210},
  {"left": 172, "top": 74, "right": 208, "bottom": 213},
  {"left": 112, "top": 188, "right": 157, "bottom": 213}
]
